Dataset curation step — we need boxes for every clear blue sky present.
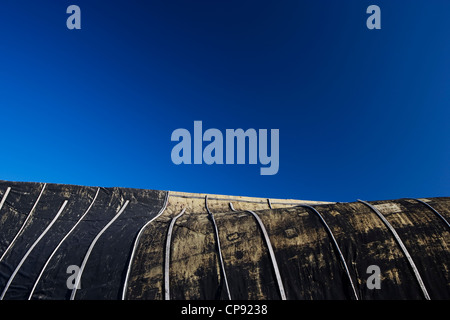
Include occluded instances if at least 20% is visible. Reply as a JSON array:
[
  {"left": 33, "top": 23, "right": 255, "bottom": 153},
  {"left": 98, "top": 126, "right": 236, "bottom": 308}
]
[{"left": 0, "top": 1, "right": 449, "bottom": 202}]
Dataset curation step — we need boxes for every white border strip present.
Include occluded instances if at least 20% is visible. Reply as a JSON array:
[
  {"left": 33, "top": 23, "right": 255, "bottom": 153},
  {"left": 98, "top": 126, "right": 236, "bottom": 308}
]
[
  {"left": 28, "top": 188, "right": 100, "bottom": 300},
  {"left": 171, "top": 194, "right": 331, "bottom": 205},
  {"left": 0, "top": 183, "right": 47, "bottom": 263},
  {"left": 121, "top": 191, "right": 170, "bottom": 300},
  {"left": 358, "top": 199, "right": 430, "bottom": 300},
  {"left": 0, "top": 199, "right": 68, "bottom": 300},
  {"left": 246, "top": 210, "right": 286, "bottom": 300},
  {"left": 70, "top": 200, "right": 130, "bottom": 300},
  {"left": 297, "top": 204, "right": 359, "bottom": 300},
  {"left": 164, "top": 208, "right": 186, "bottom": 300},
  {"left": 205, "top": 195, "right": 232, "bottom": 300},
  {"left": 0, "top": 187, "right": 11, "bottom": 212}
]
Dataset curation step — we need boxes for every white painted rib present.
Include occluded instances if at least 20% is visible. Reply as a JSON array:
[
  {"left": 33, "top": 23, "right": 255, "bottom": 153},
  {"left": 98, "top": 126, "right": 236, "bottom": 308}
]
[
  {"left": 358, "top": 200, "right": 431, "bottom": 300},
  {"left": 0, "top": 199, "right": 68, "bottom": 300},
  {"left": 164, "top": 208, "right": 186, "bottom": 300},
  {"left": 27, "top": 188, "right": 100, "bottom": 300},
  {"left": 0, "top": 187, "right": 11, "bottom": 212},
  {"left": 121, "top": 191, "right": 169, "bottom": 300},
  {"left": 230, "top": 204, "right": 286, "bottom": 299},
  {"left": 0, "top": 183, "right": 46, "bottom": 263},
  {"left": 246, "top": 210, "right": 286, "bottom": 300},
  {"left": 412, "top": 198, "right": 450, "bottom": 229},
  {"left": 205, "top": 195, "right": 232, "bottom": 300},
  {"left": 70, "top": 200, "right": 130, "bottom": 300},
  {"left": 297, "top": 204, "right": 359, "bottom": 300}
]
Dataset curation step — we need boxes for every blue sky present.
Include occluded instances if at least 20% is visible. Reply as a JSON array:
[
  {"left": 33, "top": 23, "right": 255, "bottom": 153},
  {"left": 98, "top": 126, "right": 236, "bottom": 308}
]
[{"left": 0, "top": 1, "right": 449, "bottom": 202}]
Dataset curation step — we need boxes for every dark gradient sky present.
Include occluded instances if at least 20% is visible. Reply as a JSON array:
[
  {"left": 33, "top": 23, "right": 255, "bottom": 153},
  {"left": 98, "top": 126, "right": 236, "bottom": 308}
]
[{"left": 1, "top": 1, "right": 449, "bottom": 202}]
